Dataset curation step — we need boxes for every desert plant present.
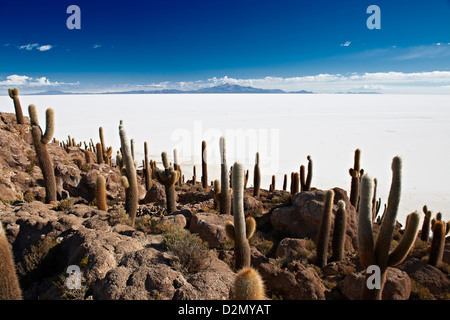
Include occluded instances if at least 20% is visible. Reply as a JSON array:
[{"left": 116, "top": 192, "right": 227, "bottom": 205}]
[
  {"left": 420, "top": 205, "right": 432, "bottom": 242},
  {"left": 331, "top": 200, "right": 347, "bottom": 262},
  {"left": 225, "top": 162, "right": 256, "bottom": 270},
  {"left": 96, "top": 142, "right": 104, "bottom": 164},
  {"left": 28, "top": 104, "right": 57, "bottom": 203},
  {"left": 357, "top": 157, "right": 420, "bottom": 300},
  {"left": 99, "top": 126, "right": 107, "bottom": 164},
  {"left": 0, "top": 221, "right": 22, "bottom": 299},
  {"left": 220, "top": 137, "right": 231, "bottom": 214},
  {"left": 154, "top": 152, "right": 179, "bottom": 214},
  {"left": 232, "top": 267, "right": 266, "bottom": 300},
  {"left": 253, "top": 152, "right": 261, "bottom": 197},
  {"left": 213, "top": 179, "right": 221, "bottom": 210},
  {"left": 316, "top": 189, "right": 334, "bottom": 268},
  {"left": 201, "top": 140, "right": 208, "bottom": 188},
  {"left": 118, "top": 123, "right": 138, "bottom": 227},
  {"left": 95, "top": 175, "right": 107, "bottom": 211},
  {"left": 428, "top": 219, "right": 449, "bottom": 267},
  {"left": 349, "top": 148, "right": 362, "bottom": 208},
  {"left": 173, "top": 148, "right": 182, "bottom": 186},
  {"left": 282, "top": 174, "right": 287, "bottom": 191},
  {"left": 291, "top": 172, "right": 300, "bottom": 194},
  {"left": 143, "top": 142, "right": 152, "bottom": 190},
  {"left": 305, "top": 155, "right": 313, "bottom": 191},
  {"left": 269, "top": 175, "right": 276, "bottom": 192},
  {"left": 8, "top": 87, "right": 24, "bottom": 125}
]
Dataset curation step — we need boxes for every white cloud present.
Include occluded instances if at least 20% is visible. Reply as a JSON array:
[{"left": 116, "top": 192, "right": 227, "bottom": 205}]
[
  {"left": 93, "top": 44, "right": 102, "bottom": 49},
  {"left": 340, "top": 41, "right": 351, "bottom": 47},
  {"left": 18, "top": 43, "right": 53, "bottom": 51},
  {"left": 0, "top": 74, "right": 79, "bottom": 87}
]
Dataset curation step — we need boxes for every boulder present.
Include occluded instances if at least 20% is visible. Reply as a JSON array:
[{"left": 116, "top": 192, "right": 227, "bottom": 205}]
[{"left": 189, "top": 212, "right": 232, "bottom": 249}]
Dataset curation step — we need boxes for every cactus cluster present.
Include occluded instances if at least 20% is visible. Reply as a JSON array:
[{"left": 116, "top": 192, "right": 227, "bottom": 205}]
[{"left": 300, "top": 155, "right": 313, "bottom": 191}]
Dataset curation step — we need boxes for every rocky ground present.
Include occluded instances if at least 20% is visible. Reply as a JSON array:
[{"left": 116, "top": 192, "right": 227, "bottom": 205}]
[{"left": 0, "top": 111, "right": 449, "bottom": 300}]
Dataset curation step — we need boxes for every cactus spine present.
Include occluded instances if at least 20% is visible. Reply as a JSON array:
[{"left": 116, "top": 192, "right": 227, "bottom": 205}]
[
  {"left": 201, "top": 140, "right": 208, "bottom": 189},
  {"left": 29, "top": 104, "right": 57, "bottom": 203},
  {"left": 316, "top": 189, "right": 334, "bottom": 268},
  {"left": 253, "top": 152, "right": 261, "bottom": 197},
  {"left": 232, "top": 267, "right": 266, "bottom": 300},
  {"left": 225, "top": 162, "right": 254, "bottom": 270},
  {"left": 428, "top": 220, "right": 449, "bottom": 267},
  {"left": 0, "top": 221, "right": 22, "bottom": 300},
  {"left": 219, "top": 137, "right": 231, "bottom": 215},
  {"left": 95, "top": 175, "right": 107, "bottom": 211},
  {"left": 118, "top": 123, "right": 138, "bottom": 227},
  {"left": 357, "top": 156, "right": 420, "bottom": 300},
  {"left": 331, "top": 200, "right": 347, "bottom": 262},
  {"left": 349, "top": 148, "right": 361, "bottom": 208},
  {"left": 154, "top": 152, "right": 179, "bottom": 214},
  {"left": 8, "top": 88, "right": 24, "bottom": 125}
]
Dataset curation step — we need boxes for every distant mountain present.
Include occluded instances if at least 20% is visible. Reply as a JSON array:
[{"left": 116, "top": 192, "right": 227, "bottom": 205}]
[
  {"left": 26, "top": 90, "right": 79, "bottom": 95},
  {"left": 27, "top": 84, "right": 315, "bottom": 95}
]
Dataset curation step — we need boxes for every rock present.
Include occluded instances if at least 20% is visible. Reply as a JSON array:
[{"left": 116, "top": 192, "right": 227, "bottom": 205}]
[
  {"left": 339, "top": 267, "right": 411, "bottom": 300},
  {"left": 275, "top": 238, "right": 315, "bottom": 260},
  {"left": 189, "top": 212, "right": 232, "bottom": 249},
  {"left": 270, "top": 188, "right": 358, "bottom": 252},
  {"left": 140, "top": 182, "right": 166, "bottom": 204}
]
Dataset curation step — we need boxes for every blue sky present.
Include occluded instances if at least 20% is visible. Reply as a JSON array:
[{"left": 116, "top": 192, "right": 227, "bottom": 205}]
[{"left": 1, "top": 0, "right": 450, "bottom": 93}]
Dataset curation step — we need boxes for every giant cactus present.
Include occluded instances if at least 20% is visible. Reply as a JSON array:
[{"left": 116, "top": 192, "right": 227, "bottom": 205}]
[
  {"left": 253, "top": 152, "right": 261, "bottom": 197},
  {"left": 219, "top": 137, "right": 231, "bottom": 215},
  {"left": 118, "top": 123, "right": 138, "bottom": 227},
  {"left": 349, "top": 148, "right": 362, "bottom": 208},
  {"left": 8, "top": 88, "right": 24, "bottom": 125},
  {"left": 201, "top": 140, "right": 208, "bottom": 188},
  {"left": 357, "top": 156, "right": 420, "bottom": 300},
  {"left": 331, "top": 200, "right": 347, "bottom": 262},
  {"left": 173, "top": 148, "right": 182, "bottom": 186},
  {"left": 28, "top": 104, "right": 57, "bottom": 203},
  {"left": 232, "top": 267, "right": 266, "bottom": 300},
  {"left": 0, "top": 221, "right": 22, "bottom": 300},
  {"left": 428, "top": 219, "right": 449, "bottom": 267},
  {"left": 316, "top": 189, "right": 334, "bottom": 268},
  {"left": 154, "top": 152, "right": 179, "bottom": 214},
  {"left": 225, "top": 162, "right": 256, "bottom": 270},
  {"left": 143, "top": 142, "right": 152, "bottom": 190}
]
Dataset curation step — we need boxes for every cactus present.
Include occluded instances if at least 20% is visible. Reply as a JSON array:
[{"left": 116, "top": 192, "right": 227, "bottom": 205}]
[
  {"left": 118, "top": 123, "right": 138, "bottom": 227},
  {"left": 84, "top": 149, "right": 92, "bottom": 164},
  {"left": 173, "top": 148, "right": 182, "bottom": 186},
  {"left": 349, "top": 148, "right": 362, "bottom": 208},
  {"left": 270, "top": 175, "right": 276, "bottom": 192},
  {"left": 300, "top": 165, "right": 306, "bottom": 191},
  {"left": 213, "top": 179, "right": 221, "bottom": 210},
  {"left": 428, "top": 220, "right": 449, "bottom": 267},
  {"left": 201, "top": 140, "right": 208, "bottom": 188},
  {"left": 232, "top": 267, "right": 266, "bottom": 300},
  {"left": 8, "top": 88, "right": 24, "bottom": 125},
  {"left": 192, "top": 165, "right": 197, "bottom": 185},
  {"left": 0, "top": 221, "right": 22, "bottom": 300},
  {"left": 357, "top": 157, "right": 420, "bottom": 300},
  {"left": 96, "top": 142, "right": 104, "bottom": 164},
  {"left": 244, "top": 170, "right": 249, "bottom": 189},
  {"left": 305, "top": 155, "right": 313, "bottom": 191},
  {"left": 28, "top": 104, "right": 57, "bottom": 203},
  {"left": 99, "top": 126, "right": 107, "bottom": 164},
  {"left": 420, "top": 205, "right": 432, "bottom": 242},
  {"left": 225, "top": 162, "right": 254, "bottom": 270},
  {"left": 331, "top": 200, "right": 347, "bottom": 262},
  {"left": 219, "top": 137, "right": 231, "bottom": 215},
  {"left": 95, "top": 175, "right": 107, "bottom": 211},
  {"left": 316, "top": 189, "right": 334, "bottom": 268},
  {"left": 283, "top": 174, "right": 287, "bottom": 191},
  {"left": 291, "top": 172, "right": 299, "bottom": 194},
  {"left": 253, "top": 152, "right": 261, "bottom": 197},
  {"left": 143, "top": 142, "right": 152, "bottom": 191},
  {"left": 154, "top": 152, "right": 179, "bottom": 214}
]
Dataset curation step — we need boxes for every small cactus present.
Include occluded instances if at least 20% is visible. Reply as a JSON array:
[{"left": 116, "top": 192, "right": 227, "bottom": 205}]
[
  {"left": 316, "top": 189, "right": 334, "bottom": 268},
  {"left": 96, "top": 142, "right": 104, "bottom": 164},
  {"left": 144, "top": 142, "right": 152, "bottom": 191},
  {"left": 253, "top": 152, "right": 261, "bottom": 197},
  {"left": 291, "top": 172, "right": 300, "bottom": 194},
  {"left": 349, "top": 148, "right": 362, "bottom": 208},
  {"left": 95, "top": 175, "right": 107, "bottom": 211},
  {"left": 357, "top": 156, "right": 420, "bottom": 300},
  {"left": 213, "top": 179, "right": 221, "bottom": 210},
  {"left": 0, "top": 221, "right": 22, "bottom": 300},
  {"left": 219, "top": 137, "right": 231, "bottom": 215},
  {"left": 282, "top": 174, "right": 287, "bottom": 191},
  {"left": 305, "top": 155, "right": 313, "bottom": 191},
  {"left": 232, "top": 267, "right": 266, "bottom": 300},
  {"left": 428, "top": 219, "right": 449, "bottom": 267},
  {"left": 8, "top": 87, "right": 24, "bottom": 125},
  {"left": 28, "top": 104, "right": 57, "bottom": 203},
  {"left": 420, "top": 205, "right": 432, "bottom": 242},
  {"left": 154, "top": 152, "right": 179, "bottom": 214},
  {"left": 201, "top": 140, "right": 208, "bottom": 188},
  {"left": 331, "top": 200, "right": 347, "bottom": 262}
]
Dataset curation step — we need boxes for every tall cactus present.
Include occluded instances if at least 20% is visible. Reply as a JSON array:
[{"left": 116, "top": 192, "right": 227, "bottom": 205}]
[
  {"left": 253, "top": 152, "right": 261, "bottom": 197},
  {"left": 420, "top": 205, "right": 432, "bottom": 242},
  {"left": 316, "top": 189, "right": 334, "bottom": 268},
  {"left": 0, "top": 221, "right": 22, "bottom": 300},
  {"left": 143, "top": 142, "right": 152, "bottom": 190},
  {"left": 357, "top": 157, "right": 420, "bottom": 300},
  {"left": 305, "top": 155, "right": 313, "bottom": 191},
  {"left": 95, "top": 175, "right": 107, "bottom": 211},
  {"left": 331, "top": 200, "right": 347, "bottom": 262},
  {"left": 173, "top": 148, "right": 182, "bottom": 186},
  {"left": 428, "top": 219, "right": 449, "bottom": 267},
  {"left": 291, "top": 172, "right": 300, "bottom": 194},
  {"left": 201, "top": 140, "right": 208, "bottom": 188},
  {"left": 225, "top": 162, "right": 256, "bottom": 270},
  {"left": 99, "top": 126, "right": 107, "bottom": 164},
  {"left": 219, "top": 137, "right": 231, "bottom": 215},
  {"left": 28, "top": 104, "right": 57, "bottom": 203},
  {"left": 349, "top": 148, "right": 361, "bottom": 208},
  {"left": 118, "top": 123, "right": 138, "bottom": 227},
  {"left": 154, "top": 152, "right": 179, "bottom": 214},
  {"left": 232, "top": 267, "right": 266, "bottom": 300},
  {"left": 282, "top": 174, "right": 287, "bottom": 191},
  {"left": 213, "top": 179, "right": 221, "bottom": 210},
  {"left": 8, "top": 88, "right": 24, "bottom": 125},
  {"left": 96, "top": 142, "right": 104, "bottom": 164}
]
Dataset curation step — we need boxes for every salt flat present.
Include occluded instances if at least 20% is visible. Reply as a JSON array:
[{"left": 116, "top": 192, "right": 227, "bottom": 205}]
[{"left": 1, "top": 93, "right": 449, "bottom": 224}]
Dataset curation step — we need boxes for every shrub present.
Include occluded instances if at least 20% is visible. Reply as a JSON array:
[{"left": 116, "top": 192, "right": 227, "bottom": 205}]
[
  {"left": 53, "top": 198, "right": 75, "bottom": 211},
  {"left": 108, "top": 207, "right": 131, "bottom": 226}
]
